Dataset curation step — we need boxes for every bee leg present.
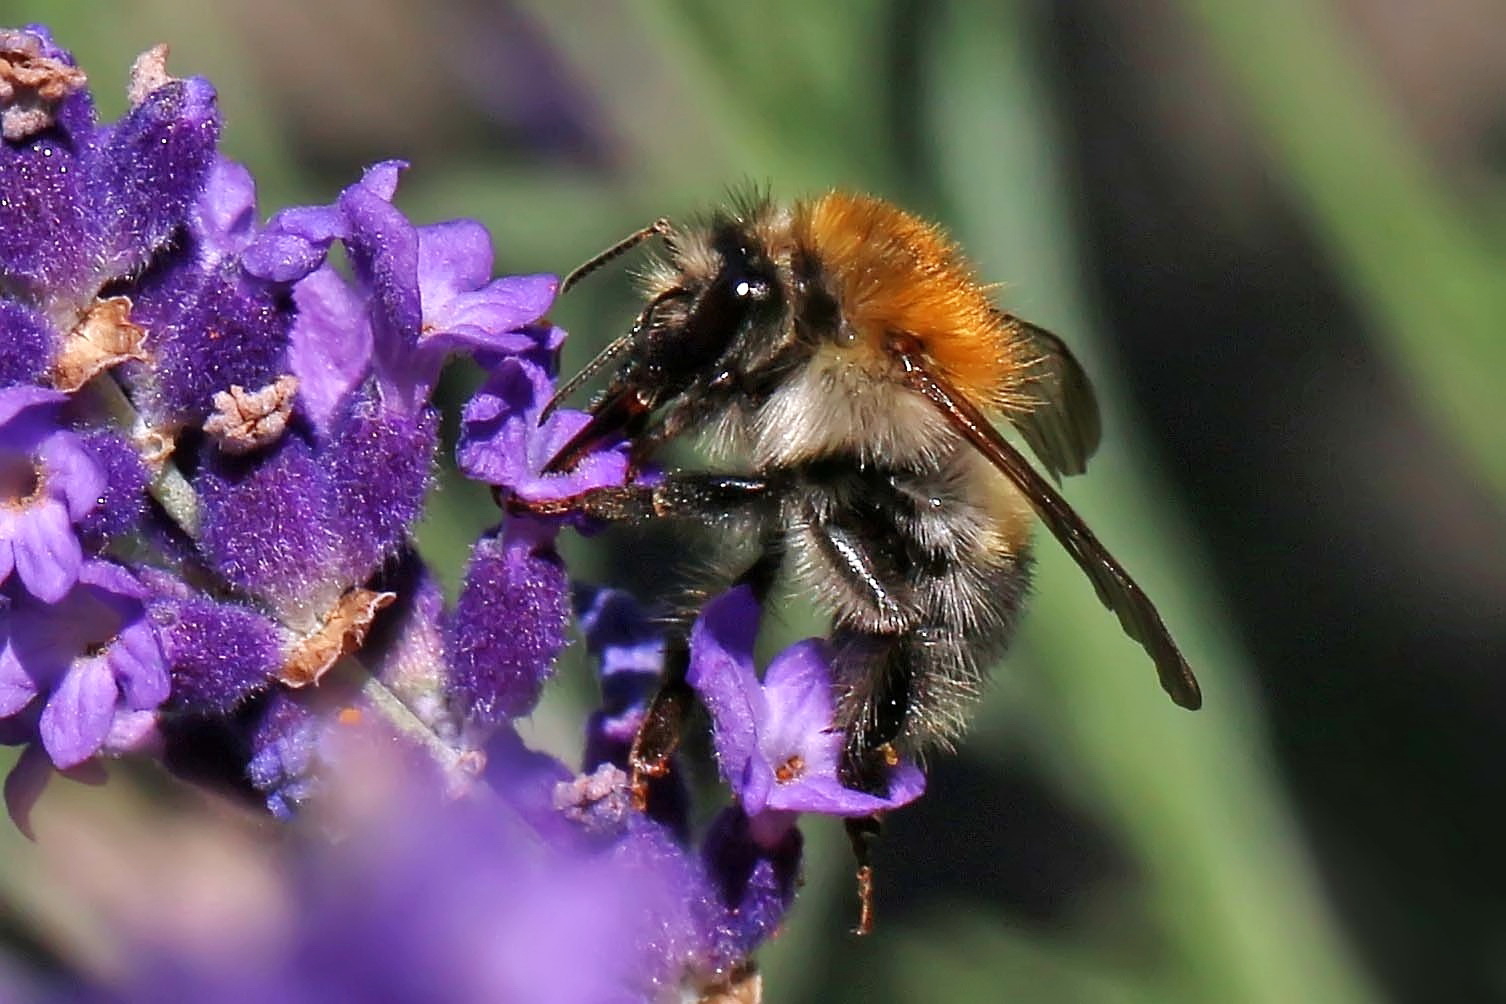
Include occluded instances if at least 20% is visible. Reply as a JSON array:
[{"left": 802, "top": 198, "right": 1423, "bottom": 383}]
[
  {"left": 831, "top": 627, "right": 915, "bottom": 797},
  {"left": 629, "top": 533, "right": 786, "bottom": 805},
  {"left": 627, "top": 634, "right": 692, "bottom": 809},
  {"left": 513, "top": 473, "right": 778, "bottom": 523},
  {"left": 603, "top": 480, "right": 782, "bottom": 804},
  {"left": 844, "top": 814, "right": 883, "bottom": 935}
]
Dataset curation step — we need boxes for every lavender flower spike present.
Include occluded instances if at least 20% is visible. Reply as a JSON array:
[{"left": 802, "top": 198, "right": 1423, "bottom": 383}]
[
  {"left": 688, "top": 585, "right": 926, "bottom": 830},
  {"left": 0, "top": 385, "right": 107, "bottom": 603}
]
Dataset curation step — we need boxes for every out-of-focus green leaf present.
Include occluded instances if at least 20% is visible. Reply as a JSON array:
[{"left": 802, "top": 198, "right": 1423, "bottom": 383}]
[
  {"left": 1178, "top": 0, "right": 1506, "bottom": 499},
  {"left": 925, "top": 5, "right": 1376, "bottom": 1003}
]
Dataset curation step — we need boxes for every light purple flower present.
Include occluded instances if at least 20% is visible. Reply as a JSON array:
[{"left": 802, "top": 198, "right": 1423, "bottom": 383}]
[
  {"left": 687, "top": 585, "right": 926, "bottom": 828},
  {"left": 458, "top": 349, "right": 631, "bottom": 502},
  {"left": 255, "top": 161, "right": 558, "bottom": 419},
  {"left": 0, "top": 559, "right": 167, "bottom": 768},
  {"left": 117, "top": 755, "right": 720, "bottom": 1004},
  {"left": 0, "top": 386, "right": 106, "bottom": 602}
]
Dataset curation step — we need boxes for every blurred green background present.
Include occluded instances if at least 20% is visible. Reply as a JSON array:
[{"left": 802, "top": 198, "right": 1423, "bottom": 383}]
[{"left": 4, "top": 2, "right": 1505, "bottom": 1001}]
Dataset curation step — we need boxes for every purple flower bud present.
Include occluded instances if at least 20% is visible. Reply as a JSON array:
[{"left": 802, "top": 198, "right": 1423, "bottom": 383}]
[
  {"left": 0, "top": 560, "right": 167, "bottom": 768},
  {"left": 0, "top": 299, "right": 52, "bottom": 387},
  {"left": 577, "top": 585, "right": 665, "bottom": 766},
  {"left": 0, "top": 386, "right": 106, "bottom": 602},
  {"left": 447, "top": 520, "right": 569, "bottom": 726},
  {"left": 126, "top": 159, "right": 293, "bottom": 429},
  {"left": 700, "top": 805, "right": 802, "bottom": 973},
  {"left": 91, "top": 75, "right": 219, "bottom": 279},
  {"left": 320, "top": 388, "right": 438, "bottom": 589},
  {"left": 154, "top": 594, "right": 281, "bottom": 714},
  {"left": 687, "top": 586, "right": 927, "bottom": 821},
  {"left": 576, "top": 586, "right": 690, "bottom": 839},
  {"left": 75, "top": 429, "right": 148, "bottom": 542},
  {"left": 246, "top": 691, "right": 322, "bottom": 819},
  {"left": 0, "top": 26, "right": 92, "bottom": 145},
  {"left": 0, "top": 31, "right": 218, "bottom": 310},
  {"left": 195, "top": 429, "right": 342, "bottom": 623},
  {"left": 0, "top": 92, "right": 93, "bottom": 301}
]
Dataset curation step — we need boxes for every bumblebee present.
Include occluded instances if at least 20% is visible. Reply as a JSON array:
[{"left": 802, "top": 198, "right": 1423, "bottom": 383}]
[{"left": 528, "top": 192, "right": 1201, "bottom": 922}]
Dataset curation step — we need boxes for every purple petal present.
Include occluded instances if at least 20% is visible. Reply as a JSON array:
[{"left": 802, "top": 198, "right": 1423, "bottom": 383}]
[
  {"left": 107, "top": 617, "right": 168, "bottom": 710},
  {"left": 287, "top": 264, "right": 372, "bottom": 433},
  {"left": 4, "top": 744, "right": 52, "bottom": 840},
  {"left": 356, "top": 159, "right": 405, "bottom": 201},
  {"left": 77, "top": 556, "right": 149, "bottom": 598},
  {"left": 38, "top": 657, "right": 116, "bottom": 767},
  {"left": 762, "top": 773, "right": 912, "bottom": 816},
  {"left": 416, "top": 219, "right": 494, "bottom": 300},
  {"left": 240, "top": 162, "right": 406, "bottom": 284},
  {"left": 755, "top": 638, "right": 835, "bottom": 745},
  {"left": 240, "top": 228, "right": 334, "bottom": 283},
  {"left": 340, "top": 167, "right": 425, "bottom": 413},
  {"left": 190, "top": 158, "right": 257, "bottom": 260},
  {"left": 422, "top": 274, "right": 558, "bottom": 356},
  {"left": 12, "top": 499, "right": 81, "bottom": 602},
  {"left": 0, "top": 384, "right": 64, "bottom": 428},
  {"left": 0, "top": 638, "right": 37, "bottom": 716},
  {"left": 456, "top": 356, "right": 629, "bottom": 500},
  {"left": 103, "top": 708, "right": 159, "bottom": 755},
  {"left": 686, "top": 586, "right": 766, "bottom": 784},
  {"left": 38, "top": 430, "right": 107, "bottom": 521}
]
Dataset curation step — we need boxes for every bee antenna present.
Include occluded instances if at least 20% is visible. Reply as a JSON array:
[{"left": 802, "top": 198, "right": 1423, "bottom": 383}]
[
  {"left": 559, "top": 218, "right": 673, "bottom": 297},
  {"left": 539, "top": 332, "right": 634, "bottom": 423},
  {"left": 539, "top": 286, "right": 685, "bottom": 424}
]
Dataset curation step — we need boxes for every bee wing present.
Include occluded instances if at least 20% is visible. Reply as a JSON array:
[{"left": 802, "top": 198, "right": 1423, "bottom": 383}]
[
  {"left": 895, "top": 344, "right": 1202, "bottom": 710},
  {"left": 1005, "top": 315, "right": 1102, "bottom": 480}
]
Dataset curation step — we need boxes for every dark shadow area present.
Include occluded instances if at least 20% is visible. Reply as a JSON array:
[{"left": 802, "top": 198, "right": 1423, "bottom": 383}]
[{"left": 1036, "top": 3, "right": 1506, "bottom": 999}]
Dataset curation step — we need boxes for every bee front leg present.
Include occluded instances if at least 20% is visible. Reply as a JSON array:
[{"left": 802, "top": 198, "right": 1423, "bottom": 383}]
[{"left": 509, "top": 473, "right": 776, "bottom": 523}]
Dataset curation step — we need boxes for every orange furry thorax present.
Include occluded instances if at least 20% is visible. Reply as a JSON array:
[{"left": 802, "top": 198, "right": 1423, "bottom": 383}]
[{"left": 793, "top": 192, "right": 1034, "bottom": 414}]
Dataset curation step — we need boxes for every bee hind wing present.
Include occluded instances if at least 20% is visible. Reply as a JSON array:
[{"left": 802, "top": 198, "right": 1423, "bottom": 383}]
[
  {"left": 1003, "top": 315, "right": 1102, "bottom": 481},
  {"left": 894, "top": 343, "right": 1201, "bottom": 710}
]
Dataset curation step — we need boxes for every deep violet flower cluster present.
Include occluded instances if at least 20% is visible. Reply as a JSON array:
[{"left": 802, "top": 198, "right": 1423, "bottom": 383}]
[{"left": 0, "top": 25, "right": 924, "bottom": 1002}]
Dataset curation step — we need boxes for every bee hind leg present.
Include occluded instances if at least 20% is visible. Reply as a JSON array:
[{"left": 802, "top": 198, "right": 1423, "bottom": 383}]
[{"left": 627, "top": 524, "right": 787, "bottom": 805}]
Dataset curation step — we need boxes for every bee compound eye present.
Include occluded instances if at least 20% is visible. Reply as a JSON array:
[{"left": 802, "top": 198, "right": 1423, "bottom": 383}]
[{"left": 733, "top": 276, "right": 770, "bottom": 300}]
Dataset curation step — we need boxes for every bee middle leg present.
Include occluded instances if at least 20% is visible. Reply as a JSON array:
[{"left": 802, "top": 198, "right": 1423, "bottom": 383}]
[
  {"left": 628, "top": 534, "right": 785, "bottom": 801},
  {"left": 510, "top": 473, "right": 775, "bottom": 521},
  {"left": 514, "top": 471, "right": 789, "bottom": 802}
]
